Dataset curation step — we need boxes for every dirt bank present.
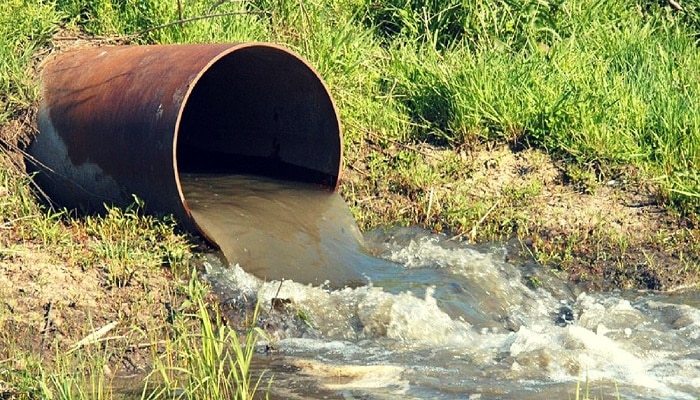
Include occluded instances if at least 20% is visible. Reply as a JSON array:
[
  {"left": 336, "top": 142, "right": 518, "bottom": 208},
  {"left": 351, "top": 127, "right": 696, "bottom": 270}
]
[{"left": 342, "top": 139, "right": 700, "bottom": 291}]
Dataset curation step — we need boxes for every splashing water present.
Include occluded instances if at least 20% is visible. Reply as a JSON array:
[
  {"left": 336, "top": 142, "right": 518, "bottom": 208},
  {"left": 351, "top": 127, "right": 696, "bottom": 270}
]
[
  {"left": 183, "top": 174, "right": 700, "bottom": 399},
  {"left": 182, "top": 173, "right": 384, "bottom": 287}
]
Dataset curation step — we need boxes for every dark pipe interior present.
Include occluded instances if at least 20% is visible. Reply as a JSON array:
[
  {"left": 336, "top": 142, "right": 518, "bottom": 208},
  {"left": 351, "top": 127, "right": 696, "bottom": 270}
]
[{"left": 176, "top": 46, "right": 340, "bottom": 188}]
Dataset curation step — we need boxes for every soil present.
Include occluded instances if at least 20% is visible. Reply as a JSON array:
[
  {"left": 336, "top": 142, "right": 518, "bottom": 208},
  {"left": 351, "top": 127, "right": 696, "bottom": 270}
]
[
  {"left": 342, "top": 139, "right": 700, "bottom": 291},
  {"left": 0, "top": 242, "right": 181, "bottom": 367},
  {"left": 456, "top": 144, "right": 698, "bottom": 291}
]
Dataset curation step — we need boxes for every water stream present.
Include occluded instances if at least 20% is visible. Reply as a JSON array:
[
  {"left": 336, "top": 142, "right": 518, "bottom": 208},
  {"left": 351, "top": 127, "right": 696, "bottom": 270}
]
[{"left": 182, "top": 174, "right": 700, "bottom": 400}]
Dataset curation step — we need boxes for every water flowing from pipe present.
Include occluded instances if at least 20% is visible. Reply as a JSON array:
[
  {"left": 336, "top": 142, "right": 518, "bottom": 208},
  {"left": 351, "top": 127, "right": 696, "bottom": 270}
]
[{"left": 185, "top": 173, "right": 700, "bottom": 400}]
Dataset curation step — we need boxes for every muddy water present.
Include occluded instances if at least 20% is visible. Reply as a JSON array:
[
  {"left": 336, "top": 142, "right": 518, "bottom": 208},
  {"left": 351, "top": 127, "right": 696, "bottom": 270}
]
[
  {"left": 181, "top": 173, "right": 397, "bottom": 287},
  {"left": 184, "top": 174, "right": 699, "bottom": 399}
]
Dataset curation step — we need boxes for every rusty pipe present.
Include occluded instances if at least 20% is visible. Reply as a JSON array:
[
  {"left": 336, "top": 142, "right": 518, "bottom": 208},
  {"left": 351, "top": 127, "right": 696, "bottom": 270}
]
[{"left": 28, "top": 43, "right": 342, "bottom": 244}]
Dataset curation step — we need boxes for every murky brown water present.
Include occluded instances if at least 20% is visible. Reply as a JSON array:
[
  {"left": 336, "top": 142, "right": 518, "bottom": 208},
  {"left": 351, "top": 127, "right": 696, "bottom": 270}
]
[
  {"left": 179, "top": 174, "right": 699, "bottom": 399},
  {"left": 202, "top": 227, "right": 700, "bottom": 400},
  {"left": 180, "top": 173, "right": 373, "bottom": 288}
]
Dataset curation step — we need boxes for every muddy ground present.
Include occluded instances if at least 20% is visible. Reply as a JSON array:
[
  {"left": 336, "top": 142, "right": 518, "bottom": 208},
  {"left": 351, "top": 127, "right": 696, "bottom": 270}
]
[{"left": 343, "top": 137, "right": 700, "bottom": 291}]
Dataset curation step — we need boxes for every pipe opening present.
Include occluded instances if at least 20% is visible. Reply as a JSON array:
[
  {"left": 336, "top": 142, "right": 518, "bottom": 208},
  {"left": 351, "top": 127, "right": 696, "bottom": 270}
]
[
  {"left": 29, "top": 43, "right": 362, "bottom": 285},
  {"left": 176, "top": 45, "right": 341, "bottom": 189},
  {"left": 30, "top": 43, "right": 344, "bottom": 257}
]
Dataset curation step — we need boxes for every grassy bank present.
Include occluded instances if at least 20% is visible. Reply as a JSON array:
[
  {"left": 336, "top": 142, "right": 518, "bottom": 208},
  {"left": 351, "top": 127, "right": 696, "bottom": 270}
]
[
  {"left": 2, "top": 0, "right": 700, "bottom": 398},
  {"left": 41, "top": 0, "right": 700, "bottom": 210},
  {"left": 6, "top": 0, "right": 700, "bottom": 285}
]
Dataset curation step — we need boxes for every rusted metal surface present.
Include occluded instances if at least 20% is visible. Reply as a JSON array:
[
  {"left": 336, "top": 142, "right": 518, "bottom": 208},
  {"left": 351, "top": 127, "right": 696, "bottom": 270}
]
[{"left": 29, "top": 43, "right": 342, "bottom": 243}]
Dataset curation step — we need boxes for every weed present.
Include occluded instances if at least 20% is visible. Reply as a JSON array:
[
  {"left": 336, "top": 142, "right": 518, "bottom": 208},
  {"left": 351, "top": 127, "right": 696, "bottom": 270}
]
[
  {"left": 149, "top": 274, "right": 268, "bottom": 400},
  {"left": 571, "top": 373, "right": 622, "bottom": 400},
  {"left": 1, "top": 271, "right": 267, "bottom": 400},
  {"left": 79, "top": 197, "right": 191, "bottom": 288}
]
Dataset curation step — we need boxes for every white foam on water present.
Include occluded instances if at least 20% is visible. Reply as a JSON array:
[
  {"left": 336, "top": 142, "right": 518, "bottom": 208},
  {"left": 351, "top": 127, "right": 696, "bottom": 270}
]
[
  {"left": 206, "top": 261, "right": 477, "bottom": 344},
  {"left": 383, "top": 287, "right": 475, "bottom": 343},
  {"left": 646, "top": 299, "right": 700, "bottom": 339},
  {"left": 532, "top": 291, "right": 700, "bottom": 400},
  {"left": 292, "top": 358, "right": 409, "bottom": 394},
  {"left": 203, "top": 223, "right": 700, "bottom": 399}
]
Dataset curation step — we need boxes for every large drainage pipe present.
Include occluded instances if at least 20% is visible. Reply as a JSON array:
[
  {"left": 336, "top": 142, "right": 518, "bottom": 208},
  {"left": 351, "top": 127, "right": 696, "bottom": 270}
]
[{"left": 28, "top": 43, "right": 342, "bottom": 247}]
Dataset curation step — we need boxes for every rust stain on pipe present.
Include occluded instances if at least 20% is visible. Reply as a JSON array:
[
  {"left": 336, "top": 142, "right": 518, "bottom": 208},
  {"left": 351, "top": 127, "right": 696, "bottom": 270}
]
[{"left": 29, "top": 43, "right": 342, "bottom": 245}]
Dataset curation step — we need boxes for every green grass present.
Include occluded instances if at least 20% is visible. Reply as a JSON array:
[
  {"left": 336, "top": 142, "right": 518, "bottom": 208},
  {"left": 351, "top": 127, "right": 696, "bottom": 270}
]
[
  {"left": 148, "top": 278, "right": 267, "bottom": 400},
  {"left": 54, "top": 0, "right": 268, "bottom": 43},
  {"left": 2, "top": 0, "right": 700, "bottom": 397},
  {"left": 1, "top": 273, "right": 266, "bottom": 400},
  {"left": 81, "top": 197, "right": 191, "bottom": 288},
  {"left": 571, "top": 374, "right": 622, "bottom": 400},
  {"left": 40, "top": 0, "right": 700, "bottom": 214},
  {"left": 0, "top": 0, "right": 58, "bottom": 124}
]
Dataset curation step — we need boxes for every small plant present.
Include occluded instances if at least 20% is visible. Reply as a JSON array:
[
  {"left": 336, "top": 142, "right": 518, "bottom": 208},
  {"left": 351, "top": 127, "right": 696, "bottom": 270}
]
[
  {"left": 571, "top": 373, "right": 622, "bottom": 400},
  {"left": 1, "top": 272, "right": 267, "bottom": 400},
  {"left": 149, "top": 274, "right": 268, "bottom": 400},
  {"left": 81, "top": 196, "right": 191, "bottom": 288},
  {"left": 565, "top": 164, "right": 598, "bottom": 195}
]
